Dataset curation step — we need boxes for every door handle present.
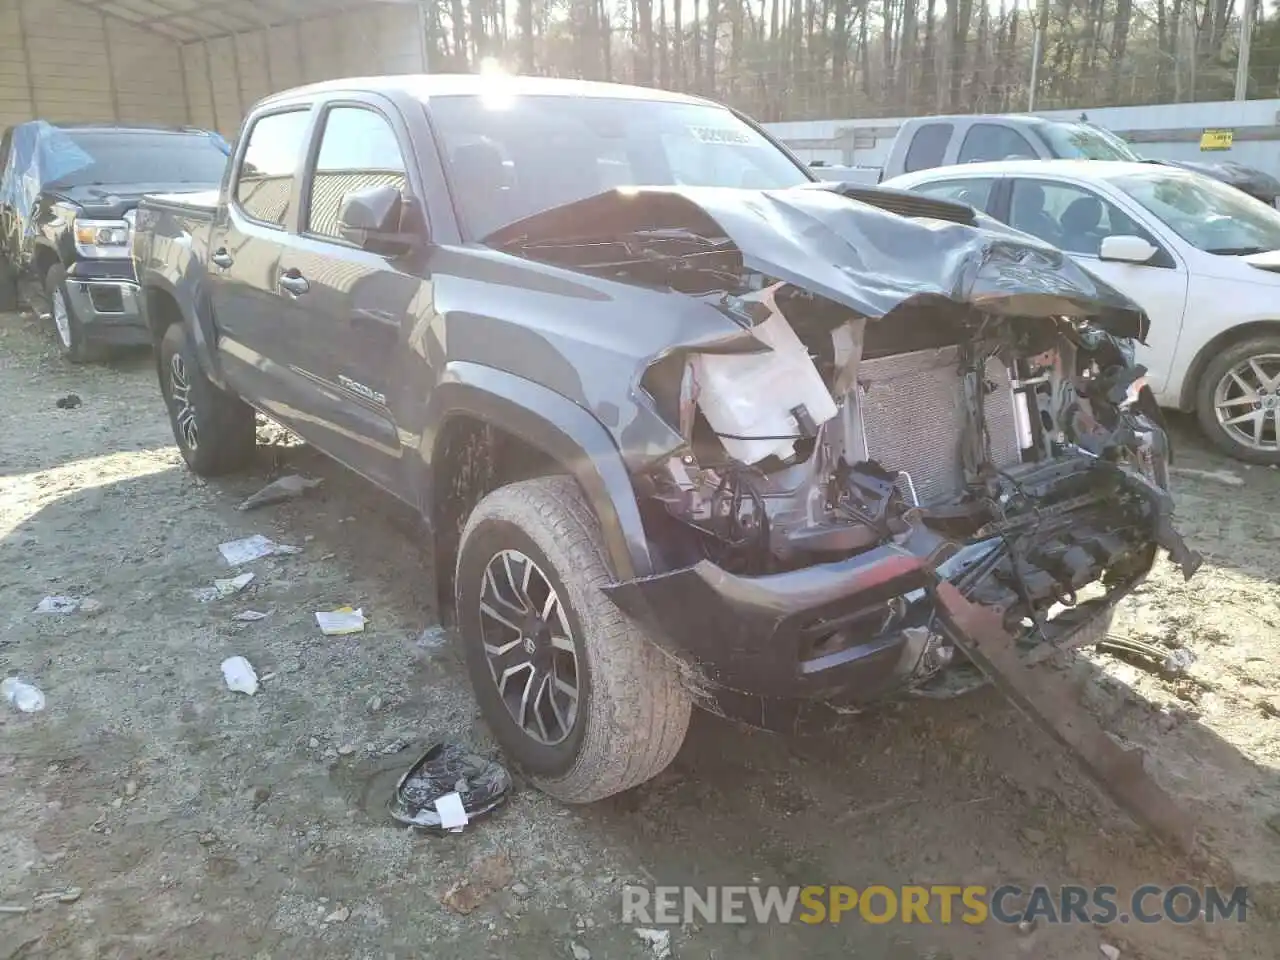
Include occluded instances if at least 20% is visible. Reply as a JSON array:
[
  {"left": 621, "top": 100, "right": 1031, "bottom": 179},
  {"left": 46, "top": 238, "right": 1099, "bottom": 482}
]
[
  {"left": 211, "top": 249, "right": 234, "bottom": 269},
  {"left": 277, "top": 271, "right": 310, "bottom": 297}
]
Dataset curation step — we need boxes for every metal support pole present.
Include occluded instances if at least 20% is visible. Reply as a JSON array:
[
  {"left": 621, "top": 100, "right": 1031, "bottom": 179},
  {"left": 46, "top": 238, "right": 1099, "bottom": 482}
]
[
  {"left": 1028, "top": 27, "right": 1042, "bottom": 113},
  {"left": 101, "top": 12, "right": 121, "bottom": 120},
  {"left": 417, "top": 0, "right": 432, "bottom": 73},
  {"left": 1236, "top": 0, "right": 1257, "bottom": 101}
]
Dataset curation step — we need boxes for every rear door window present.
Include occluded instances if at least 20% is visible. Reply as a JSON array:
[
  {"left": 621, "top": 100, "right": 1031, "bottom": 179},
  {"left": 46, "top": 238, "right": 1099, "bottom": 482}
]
[
  {"left": 305, "top": 106, "right": 409, "bottom": 242},
  {"left": 235, "top": 110, "right": 311, "bottom": 227},
  {"left": 958, "top": 124, "right": 1038, "bottom": 164},
  {"left": 903, "top": 123, "right": 953, "bottom": 173}
]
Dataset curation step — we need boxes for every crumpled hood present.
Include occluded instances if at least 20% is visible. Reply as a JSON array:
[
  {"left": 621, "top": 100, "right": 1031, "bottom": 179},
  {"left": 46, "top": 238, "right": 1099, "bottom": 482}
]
[{"left": 486, "top": 184, "right": 1149, "bottom": 342}]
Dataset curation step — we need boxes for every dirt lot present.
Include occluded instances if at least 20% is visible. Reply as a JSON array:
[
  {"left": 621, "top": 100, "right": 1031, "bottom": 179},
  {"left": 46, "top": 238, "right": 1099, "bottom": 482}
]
[{"left": 2, "top": 308, "right": 1279, "bottom": 960}]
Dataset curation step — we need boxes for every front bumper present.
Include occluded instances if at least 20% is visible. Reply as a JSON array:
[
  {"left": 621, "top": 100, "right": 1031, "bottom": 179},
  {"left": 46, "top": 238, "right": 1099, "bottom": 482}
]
[{"left": 65, "top": 260, "right": 148, "bottom": 346}]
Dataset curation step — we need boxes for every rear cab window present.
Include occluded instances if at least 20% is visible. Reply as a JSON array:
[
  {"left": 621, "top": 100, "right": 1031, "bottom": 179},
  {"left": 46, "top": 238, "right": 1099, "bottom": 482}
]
[
  {"left": 304, "top": 105, "right": 409, "bottom": 243},
  {"left": 903, "top": 123, "right": 953, "bottom": 173},
  {"left": 234, "top": 110, "right": 312, "bottom": 227}
]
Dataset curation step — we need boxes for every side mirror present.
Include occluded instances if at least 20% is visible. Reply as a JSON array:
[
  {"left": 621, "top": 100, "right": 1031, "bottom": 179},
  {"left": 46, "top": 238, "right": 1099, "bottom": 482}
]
[
  {"left": 338, "top": 183, "right": 420, "bottom": 254},
  {"left": 1099, "top": 234, "right": 1158, "bottom": 264}
]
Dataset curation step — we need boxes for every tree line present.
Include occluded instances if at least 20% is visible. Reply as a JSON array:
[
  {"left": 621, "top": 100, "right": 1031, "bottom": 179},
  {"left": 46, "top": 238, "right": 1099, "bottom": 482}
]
[{"left": 418, "top": 0, "right": 1280, "bottom": 120}]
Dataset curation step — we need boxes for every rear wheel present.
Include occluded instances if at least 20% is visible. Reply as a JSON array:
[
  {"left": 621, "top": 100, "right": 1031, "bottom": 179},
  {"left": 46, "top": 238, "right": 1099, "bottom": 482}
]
[
  {"left": 456, "top": 476, "right": 691, "bottom": 803},
  {"left": 158, "top": 322, "right": 257, "bottom": 476},
  {"left": 1195, "top": 335, "right": 1280, "bottom": 465}
]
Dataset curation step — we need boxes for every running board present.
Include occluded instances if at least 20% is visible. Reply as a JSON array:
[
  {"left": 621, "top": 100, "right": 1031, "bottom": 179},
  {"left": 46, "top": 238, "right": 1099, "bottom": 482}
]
[{"left": 935, "top": 581, "right": 1197, "bottom": 854}]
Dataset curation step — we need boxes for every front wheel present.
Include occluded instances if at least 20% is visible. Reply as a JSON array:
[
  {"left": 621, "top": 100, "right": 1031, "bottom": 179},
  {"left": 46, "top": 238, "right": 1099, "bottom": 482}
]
[
  {"left": 456, "top": 476, "right": 692, "bottom": 803},
  {"left": 158, "top": 323, "right": 257, "bottom": 476},
  {"left": 1195, "top": 336, "right": 1280, "bottom": 465},
  {"left": 46, "top": 264, "right": 102, "bottom": 363}
]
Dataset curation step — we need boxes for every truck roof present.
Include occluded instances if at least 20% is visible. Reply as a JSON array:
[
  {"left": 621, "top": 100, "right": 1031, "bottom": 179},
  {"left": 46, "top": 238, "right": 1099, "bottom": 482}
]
[
  {"left": 11, "top": 120, "right": 213, "bottom": 135},
  {"left": 890, "top": 158, "right": 1186, "bottom": 181},
  {"left": 901, "top": 114, "right": 1063, "bottom": 128},
  {"left": 259, "top": 73, "right": 719, "bottom": 109}
]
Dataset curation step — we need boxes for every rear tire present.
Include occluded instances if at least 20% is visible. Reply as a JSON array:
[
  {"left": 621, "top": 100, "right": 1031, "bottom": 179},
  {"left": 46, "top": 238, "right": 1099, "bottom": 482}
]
[
  {"left": 456, "top": 476, "right": 691, "bottom": 803},
  {"left": 46, "top": 264, "right": 102, "bottom": 363},
  {"left": 1195, "top": 335, "right": 1280, "bottom": 465},
  {"left": 158, "top": 322, "right": 257, "bottom": 476}
]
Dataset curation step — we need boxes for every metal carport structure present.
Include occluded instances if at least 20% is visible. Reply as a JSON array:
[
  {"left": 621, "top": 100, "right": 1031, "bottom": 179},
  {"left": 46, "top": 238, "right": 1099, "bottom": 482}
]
[{"left": 1, "top": 0, "right": 430, "bottom": 138}]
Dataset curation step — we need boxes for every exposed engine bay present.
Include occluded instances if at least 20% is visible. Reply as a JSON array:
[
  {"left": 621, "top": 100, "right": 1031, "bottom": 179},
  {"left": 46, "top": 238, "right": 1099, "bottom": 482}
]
[{"left": 492, "top": 183, "right": 1203, "bottom": 667}]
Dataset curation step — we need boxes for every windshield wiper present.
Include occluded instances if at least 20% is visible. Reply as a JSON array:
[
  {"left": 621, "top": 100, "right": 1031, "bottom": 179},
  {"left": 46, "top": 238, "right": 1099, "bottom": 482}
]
[{"left": 1205, "top": 245, "right": 1269, "bottom": 256}]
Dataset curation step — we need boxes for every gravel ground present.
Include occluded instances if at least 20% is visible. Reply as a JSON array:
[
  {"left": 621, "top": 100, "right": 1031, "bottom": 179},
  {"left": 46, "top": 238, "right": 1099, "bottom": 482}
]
[{"left": 1, "top": 308, "right": 1278, "bottom": 960}]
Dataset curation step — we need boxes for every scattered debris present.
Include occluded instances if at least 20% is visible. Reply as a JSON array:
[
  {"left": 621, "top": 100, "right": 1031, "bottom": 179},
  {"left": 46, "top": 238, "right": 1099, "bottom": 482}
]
[
  {"left": 34, "top": 595, "right": 80, "bottom": 614},
  {"left": 635, "top": 927, "right": 673, "bottom": 959},
  {"left": 2, "top": 677, "right": 46, "bottom": 713},
  {"left": 510, "top": 882, "right": 531, "bottom": 900},
  {"left": 366, "top": 695, "right": 383, "bottom": 713},
  {"left": 337, "top": 744, "right": 356, "bottom": 756},
  {"left": 0, "top": 904, "right": 29, "bottom": 914},
  {"left": 434, "top": 792, "right": 468, "bottom": 832},
  {"left": 1099, "top": 944, "right": 1121, "bottom": 960},
  {"left": 380, "top": 738, "right": 410, "bottom": 756},
  {"left": 232, "top": 609, "right": 270, "bottom": 622},
  {"left": 78, "top": 597, "right": 103, "bottom": 615},
  {"left": 221, "top": 656, "right": 259, "bottom": 696},
  {"left": 34, "top": 887, "right": 82, "bottom": 905},
  {"left": 195, "top": 572, "right": 255, "bottom": 603},
  {"left": 1169, "top": 466, "right": 1245, "bottom": 487},
  {"left": 124, "top": 780, "right": 138, "bottom": 798},
  {"left": 1096, "top": 635, "right": 1196, "bottom": 676},
  {"left": 570, "top": 942, "right": 591, "bottom": 960},
  {"left": 416, "top": 624, "right": 449, "bottom": 651},
  {"left": 440, "top": 853, "right": 514, "bottom": 915},
  {"left": 54, "top": 393, "right": 81, "bottom": 409},
  {"left": 218, "top": 534, "right": 302, "bottom": 565},
  {"left": 316, "top": 607, "right": 366, "bottom": 636},
  {"left": 323, "top": 906, "right": 350, "bottom": 924},
  {"left": 237, "top": 475, "right": 323, "bottom": 511},
  {"left": 388, "top": 743, "right": 512, "bottom": 833}
]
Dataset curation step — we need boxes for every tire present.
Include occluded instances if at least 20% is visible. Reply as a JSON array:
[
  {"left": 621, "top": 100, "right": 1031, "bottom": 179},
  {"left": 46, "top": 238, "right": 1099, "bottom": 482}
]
[
  {"left": 46, "top": 264, "right": 103, "bottom": 363},
  {"left": 456, "top": 476, "right": 692, "bottom": 803},
  {"left": 158, "top": 322, "right": 257, "bottom": 476},
  {"left": 1195, "top": 334, "right": 1280, "bottom": 465}
]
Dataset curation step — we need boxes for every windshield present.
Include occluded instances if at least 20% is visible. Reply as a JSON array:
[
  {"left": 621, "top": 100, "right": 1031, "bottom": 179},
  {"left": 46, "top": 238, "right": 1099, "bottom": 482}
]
[
  {"left": 44, "top": 131, "right": 229, "bottom": 188},
  {"left": 426, "top": 94, "right": 812, "bottom": 237},
  {"left": 1038, "top": 122, "right": 1142, "bottom": 161},
  {"left": 1112, "top": 170, "right": 1280, "bottom": 255}
]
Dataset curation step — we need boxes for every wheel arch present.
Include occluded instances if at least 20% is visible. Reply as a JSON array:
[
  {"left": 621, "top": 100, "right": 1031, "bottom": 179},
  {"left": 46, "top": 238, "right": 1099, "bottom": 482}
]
[
  {"left": 1178, "top": 319, "right": 1280, "bottom": 411},
  {"left": 421, "top": 363, "right": 657, "bottom": 625}
]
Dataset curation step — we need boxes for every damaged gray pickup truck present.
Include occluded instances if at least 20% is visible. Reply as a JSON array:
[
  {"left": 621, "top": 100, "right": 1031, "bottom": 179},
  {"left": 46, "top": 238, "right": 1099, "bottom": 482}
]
[{"left": 132, "top": 75, "right": 1203, "bottom": 845}]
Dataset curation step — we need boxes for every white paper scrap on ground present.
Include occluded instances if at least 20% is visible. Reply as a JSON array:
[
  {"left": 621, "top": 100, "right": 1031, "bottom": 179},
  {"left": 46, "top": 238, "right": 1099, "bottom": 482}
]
[
  {"left": 35, "top": 596, "right": 79, "bottom": 614},
  {"left": 221, "top": 656, "right": 259, "bottom": 695},
  {"left": 218, "top": 535, "right": 302, "bottom": 565},
  {"left": 196, "top": 572, "right": 255, "bottom": 603},
  {"left": 316, "top": 607, "right": 366, "bottom": 636},
  {"left": 434, "top": 791, "right": 468, "bottom": 831},
  {"left": 233, "top": 610, "right": 270, "bottom": 622}
]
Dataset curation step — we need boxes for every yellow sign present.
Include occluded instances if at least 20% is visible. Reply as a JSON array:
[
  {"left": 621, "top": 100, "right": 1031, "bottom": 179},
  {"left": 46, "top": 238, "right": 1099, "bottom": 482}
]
[{"left": 1200, "top": 129, "right": 1234, "bottom": 151}]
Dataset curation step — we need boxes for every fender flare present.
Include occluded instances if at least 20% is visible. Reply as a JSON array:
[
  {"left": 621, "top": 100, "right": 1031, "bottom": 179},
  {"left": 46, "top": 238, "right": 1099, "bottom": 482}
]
[
  {"left": 138, "top": 272, "right": 225, "bottom": 388},
  {"left": 421, "top": 362, "right": 656, "bottom": 582}
]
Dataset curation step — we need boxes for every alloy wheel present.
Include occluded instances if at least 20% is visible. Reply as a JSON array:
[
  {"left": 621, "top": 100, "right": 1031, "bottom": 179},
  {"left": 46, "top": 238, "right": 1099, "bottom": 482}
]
[
  {"left": 478, "top": 549, "right": 580, "bottom": 746},
  {"left": 52, "top": 288, "right": 71, "bottom": 349},
  {"left": 169, "top": 353, "right": 199, "bottom": 451},
  {"left": 1213, "top": 353, "right": 1280, "bottom": 452}
]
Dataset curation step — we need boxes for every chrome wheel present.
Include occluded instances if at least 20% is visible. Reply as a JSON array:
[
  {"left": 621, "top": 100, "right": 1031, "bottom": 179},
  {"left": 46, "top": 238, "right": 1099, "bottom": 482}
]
[
  {"left": 1214, "top": 353, "right": 1280, "bottom": 452},
  {"left": 52, "top": 288, "right": 71, "bottom": 348},
  {"left": 169, "top": 353, "right": 199, "bottom": 451},
  {"left": 478, "top": 549, "right": 579, "bottom": 746}
]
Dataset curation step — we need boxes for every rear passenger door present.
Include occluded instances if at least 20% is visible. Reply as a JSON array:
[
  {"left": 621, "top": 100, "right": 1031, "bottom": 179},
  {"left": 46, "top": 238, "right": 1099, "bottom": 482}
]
[
  {"left": 276, "top": 97, "right": 427, "bottom": 497},
  {"left": 209, "top": 106, "right": 314, "bottom": 408}
]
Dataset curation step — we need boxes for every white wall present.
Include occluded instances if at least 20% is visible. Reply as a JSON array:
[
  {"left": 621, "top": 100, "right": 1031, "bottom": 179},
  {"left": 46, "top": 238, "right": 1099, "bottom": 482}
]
[
  {"left": 180, "top": 3, "right": 425, "bottom": 141},
  {"left": 0, "top": 0, "right": 188, "bottom": 131}
]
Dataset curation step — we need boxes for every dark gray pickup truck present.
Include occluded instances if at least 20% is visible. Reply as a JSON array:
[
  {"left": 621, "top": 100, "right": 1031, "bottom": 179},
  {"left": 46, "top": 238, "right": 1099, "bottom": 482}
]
[{"left": 132, "top": 75, "right": 1202, "bottom": 837}]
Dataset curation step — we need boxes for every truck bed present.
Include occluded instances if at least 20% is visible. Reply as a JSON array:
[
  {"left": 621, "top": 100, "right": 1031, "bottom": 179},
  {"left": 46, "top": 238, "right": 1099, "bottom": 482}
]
[{"left": 138, "top": 189, "right": 220, "bottom": 216}]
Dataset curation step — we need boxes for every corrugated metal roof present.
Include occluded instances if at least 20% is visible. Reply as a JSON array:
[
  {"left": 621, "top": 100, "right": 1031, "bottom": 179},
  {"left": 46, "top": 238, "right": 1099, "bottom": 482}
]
[{"left": 65, "top": 0, "right": 402, "bottom": 43}]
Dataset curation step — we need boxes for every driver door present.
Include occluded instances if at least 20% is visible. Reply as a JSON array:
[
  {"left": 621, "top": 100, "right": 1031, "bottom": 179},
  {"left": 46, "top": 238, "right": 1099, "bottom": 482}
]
[
  {"left": 273, "top": 97, "right": 428, "bottom": 499},
  {"left": 1002, "top": 177, "right": 1189, "bottom": 398}
]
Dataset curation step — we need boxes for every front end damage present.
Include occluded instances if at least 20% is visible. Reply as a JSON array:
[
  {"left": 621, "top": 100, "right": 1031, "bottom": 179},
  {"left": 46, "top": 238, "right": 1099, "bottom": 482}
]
[{"left": 491, "top": 185, "right": 1204, "bottom": 847}]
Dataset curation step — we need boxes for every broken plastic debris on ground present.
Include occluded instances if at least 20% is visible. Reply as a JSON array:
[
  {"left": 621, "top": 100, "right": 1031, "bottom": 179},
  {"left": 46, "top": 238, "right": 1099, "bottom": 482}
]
[
  {"left": 33, "top": 595, "right": 99, "bottom": 614},
  {"left": 194, "top": 572, "right": 254, "bottom": 603},
  {"left": 316, "top": 606, "right": 366, "bottom": 635},
  {"left": 217, "top": 534, "right": 303, "bottom": 565},
  {"left": 635, "top": 928, "right": 673, "bottom": 960},
  {"left": 237, "top": 474, "right": 323, "bottom": 511},
  {"left": 2, "top": 677, "right": 46, "bottom": 713},
  {"left": 232, "top": 609, "right": 269, "bottom": 622},
  {"left": 387, "top": 742, "right": 512, "bottom": 835},
  {"left": 221, "top": 656, "right": 259, "bottom": 695}
]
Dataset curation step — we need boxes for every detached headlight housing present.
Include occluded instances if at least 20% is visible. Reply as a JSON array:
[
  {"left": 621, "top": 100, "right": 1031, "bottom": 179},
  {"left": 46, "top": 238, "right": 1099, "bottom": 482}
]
[{"left": 73, "top": 216, "right": 132, "bottom": 258}]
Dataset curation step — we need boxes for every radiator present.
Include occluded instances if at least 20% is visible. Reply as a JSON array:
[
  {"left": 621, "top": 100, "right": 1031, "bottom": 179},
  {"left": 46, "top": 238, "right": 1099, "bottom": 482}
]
[{"left": 853, "top": 345, "right": 1022, "bottom": 506}]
